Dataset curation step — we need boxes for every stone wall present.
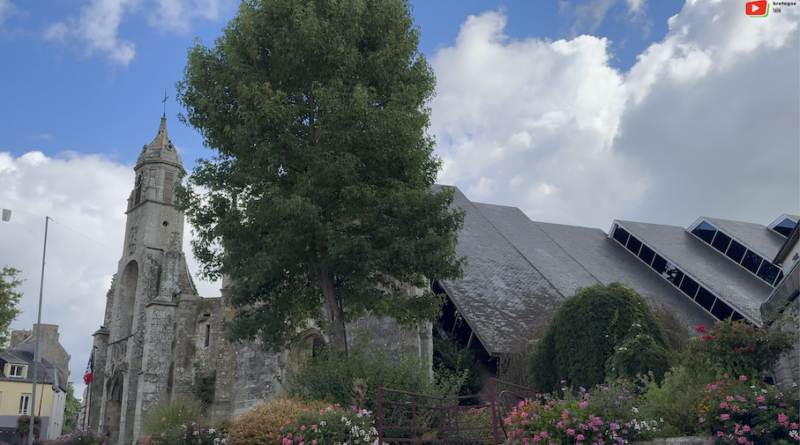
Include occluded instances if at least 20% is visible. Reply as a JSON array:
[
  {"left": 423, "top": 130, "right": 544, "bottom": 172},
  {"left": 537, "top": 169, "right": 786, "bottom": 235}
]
[{"left": 771, "top": 299, "right": 800, "bottom": 387}]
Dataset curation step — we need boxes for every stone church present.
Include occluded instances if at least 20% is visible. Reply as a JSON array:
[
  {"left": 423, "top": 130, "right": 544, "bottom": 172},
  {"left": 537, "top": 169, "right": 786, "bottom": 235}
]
[{"left": 86, "top": 117, "right": 433, "bottom": 445}]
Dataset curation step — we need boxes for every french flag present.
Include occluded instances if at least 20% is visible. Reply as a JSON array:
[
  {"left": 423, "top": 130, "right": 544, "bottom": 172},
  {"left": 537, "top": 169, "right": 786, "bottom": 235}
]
[{"left": 83, "top": 352, "right": 93, "bottom": 385}]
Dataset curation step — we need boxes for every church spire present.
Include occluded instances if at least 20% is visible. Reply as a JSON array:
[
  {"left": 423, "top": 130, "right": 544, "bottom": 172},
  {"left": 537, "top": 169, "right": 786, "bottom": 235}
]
[{"left": 136, "top": 116, "right": 183, "bottom": 169}]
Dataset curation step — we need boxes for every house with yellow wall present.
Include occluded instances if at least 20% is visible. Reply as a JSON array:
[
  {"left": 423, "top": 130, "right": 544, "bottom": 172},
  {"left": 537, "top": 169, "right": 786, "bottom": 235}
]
[{"left": 0, "top": 343, "right": 67, "bottom": 443}]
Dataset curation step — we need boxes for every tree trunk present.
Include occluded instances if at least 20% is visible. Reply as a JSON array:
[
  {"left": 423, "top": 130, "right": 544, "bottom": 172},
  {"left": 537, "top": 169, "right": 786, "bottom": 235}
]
[{"left": 320, "top": 272, "right": 348, "bottom": 354}]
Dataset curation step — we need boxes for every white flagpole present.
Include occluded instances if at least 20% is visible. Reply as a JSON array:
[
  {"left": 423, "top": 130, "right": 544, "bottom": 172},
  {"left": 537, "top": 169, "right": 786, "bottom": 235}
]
[{"left": 29, "top": 216, "right": 48, "bottom": 445}]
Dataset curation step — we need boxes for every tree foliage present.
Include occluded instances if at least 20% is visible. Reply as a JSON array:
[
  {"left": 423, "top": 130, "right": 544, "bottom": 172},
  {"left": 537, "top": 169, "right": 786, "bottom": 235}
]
[
  {"left": 176, "top": 0, "right": 463, "bottom": 353},
  {"left": 530, "top": 283, "right": 674, "bottom": 392},
  {"left": 0, "top": 267, "right": 23, "bottom": 351},
  {"left": 62, "top": 383, "right": 81, "bottom": 434}
]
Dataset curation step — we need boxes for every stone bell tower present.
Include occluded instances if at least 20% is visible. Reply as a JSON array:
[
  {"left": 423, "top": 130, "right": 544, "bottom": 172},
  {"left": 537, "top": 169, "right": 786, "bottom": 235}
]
[{"left": 89, "top": 116, "right": 197, "bottom": 445}]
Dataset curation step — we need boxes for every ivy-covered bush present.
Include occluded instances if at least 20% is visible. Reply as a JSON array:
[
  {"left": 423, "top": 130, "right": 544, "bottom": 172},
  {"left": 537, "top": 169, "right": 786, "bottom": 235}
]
[
  {"left": 530, "top": 283, "right": 674, "bottom": 392},
  {"left": 695, "top": 375, "right": 798, "bottom": 444},
  {"left": 46, "top": 427, "right": 107, "bottom": 445},
  {"left": 683, "top": 321, "right": 795, "bottom": 382},
  {"left": 504, "top": 381, "right": 662, "bottom": 445},
  {"left": 226, "top": 396, "right": 328, "bottom": 445}
]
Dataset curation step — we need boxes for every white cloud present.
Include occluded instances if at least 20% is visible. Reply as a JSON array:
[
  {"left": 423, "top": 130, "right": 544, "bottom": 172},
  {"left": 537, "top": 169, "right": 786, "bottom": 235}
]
[
  {"left": 0, "top": 151, "right": 220, "bottom": 397},
  {"left": 431, "top": 1, "right": 799, "bottom": 229},
  {"left": 560, "top": 0, "right": 650, "bottom": 36},
  {"left": 0, "top": 0, "right": 17, "bottom": 26},
  {"left": 45, "top": 0, "right": 236, "bottom": 66},
  {"left": 29, "top": 134, "right": 54, "bottom": 141}
]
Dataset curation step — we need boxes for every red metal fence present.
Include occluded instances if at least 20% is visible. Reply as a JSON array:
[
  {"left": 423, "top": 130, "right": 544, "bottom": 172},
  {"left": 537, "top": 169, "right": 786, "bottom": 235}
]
[{"left": 376, "top": 379, "right": 536, "bottom": 445}]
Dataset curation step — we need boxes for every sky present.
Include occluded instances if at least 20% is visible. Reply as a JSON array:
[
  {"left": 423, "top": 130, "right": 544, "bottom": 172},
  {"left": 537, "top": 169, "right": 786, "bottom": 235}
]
[{"left": 0, "top": 0, "right": 798, "bottom": 400}]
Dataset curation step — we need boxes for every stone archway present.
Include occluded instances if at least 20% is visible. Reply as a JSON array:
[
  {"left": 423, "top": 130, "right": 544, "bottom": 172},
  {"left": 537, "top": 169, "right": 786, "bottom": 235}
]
[
  {"left": 119, "top": 261, "right": 139, "bottom": 338},
  {"left": 289, "top": 329, "right": 326, "bottom": 373}
]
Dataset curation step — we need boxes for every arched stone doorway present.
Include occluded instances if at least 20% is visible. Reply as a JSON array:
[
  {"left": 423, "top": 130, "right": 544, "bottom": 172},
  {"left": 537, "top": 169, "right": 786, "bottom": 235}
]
[{"left": 289, "top": 330, "right": 326, "bottom": 373}]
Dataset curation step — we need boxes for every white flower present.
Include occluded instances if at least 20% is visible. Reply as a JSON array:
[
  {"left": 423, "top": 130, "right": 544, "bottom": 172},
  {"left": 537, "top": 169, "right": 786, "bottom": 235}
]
[
  {"left": 321, "top": 421, "right": 327, "bottom": 426},
  {"left": 632, "top": 407, "right": 639, "bottom": 413}
]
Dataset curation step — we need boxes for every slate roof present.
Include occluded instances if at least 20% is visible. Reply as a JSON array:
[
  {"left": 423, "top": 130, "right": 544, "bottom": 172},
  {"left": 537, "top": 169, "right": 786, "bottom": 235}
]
[
  {"left": 437, "top": 187, "right": 715, "bottom": 356},
  {"left": 617, "top": 220, "right": 773, "bottom": 323},
  {"left": 704, "top": 217, "right": 786, "bottom": 260},
  {"left": 0, "top": 344, "right": 66, "bottom": 390}
]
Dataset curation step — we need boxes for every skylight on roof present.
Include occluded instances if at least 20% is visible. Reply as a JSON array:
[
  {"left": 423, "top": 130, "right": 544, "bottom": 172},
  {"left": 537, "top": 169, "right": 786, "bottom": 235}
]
[{"left": 771, "top": 217, "right": 797, "bottom": 237}]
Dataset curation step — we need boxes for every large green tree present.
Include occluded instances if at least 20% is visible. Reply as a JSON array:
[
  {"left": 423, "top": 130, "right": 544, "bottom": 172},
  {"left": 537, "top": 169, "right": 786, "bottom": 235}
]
[
  {"left": 0, "top": 267, "right": 23, "bottom": 351},
  {"left": 176, "top": 0, "right": 463, "bottom": 353}
]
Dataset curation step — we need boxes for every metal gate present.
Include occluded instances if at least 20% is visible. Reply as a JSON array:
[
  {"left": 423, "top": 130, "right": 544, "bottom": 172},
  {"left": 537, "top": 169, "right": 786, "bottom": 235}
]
[{"left": 376, "top": 379, "right": 536, "bottom": 445}]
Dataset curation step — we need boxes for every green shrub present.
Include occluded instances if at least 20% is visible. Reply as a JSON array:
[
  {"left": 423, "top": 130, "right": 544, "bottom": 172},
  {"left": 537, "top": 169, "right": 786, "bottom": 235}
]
[
  {"left": 140, "top": 398, "right": 208, "bottom": 435},
  {"left": 683, "top": 321, "right": 795, "bottom": 382},
  {"left": 433, "top": 331, "right": 482, "bottom": 397},
  {"left": 46, "top": 427, "right": 106, "bottom": 445},
  {"left": 530, "top": 283, "right": 673, "bottom": 392},
  {"left": 285, "top": 342, "right": 464, "bottom": 411},
  {"left": 641, "top": 365, "right": 706, "bottom": 437},
  {"left": 226, "top": 396, "right": 328, "bottom": 445}
]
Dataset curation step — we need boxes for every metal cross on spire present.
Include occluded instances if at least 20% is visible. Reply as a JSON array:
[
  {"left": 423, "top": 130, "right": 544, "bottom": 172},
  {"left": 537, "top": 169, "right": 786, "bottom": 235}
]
[{"left": 162, "top": 88, "right": 169, "bottom": 116}]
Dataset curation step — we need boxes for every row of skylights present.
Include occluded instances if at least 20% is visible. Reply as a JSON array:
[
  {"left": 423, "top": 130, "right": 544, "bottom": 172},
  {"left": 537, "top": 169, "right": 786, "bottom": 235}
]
[
  {"left": 612, "top": 224, "right": 748, "bottom": 323},
  {"left": 769, "top": 216, "right": 798, "bottom": 238},
  {"left": 690, "top": 221, "right": 783, "bottom": 287}
]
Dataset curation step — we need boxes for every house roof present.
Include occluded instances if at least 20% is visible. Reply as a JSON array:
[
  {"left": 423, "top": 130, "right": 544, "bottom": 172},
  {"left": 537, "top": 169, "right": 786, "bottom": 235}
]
[
  {"left": 616, "top": 220, "right": 773, "bottom": 323},
  {"left": 704, "top": 217, "right": 786, "bottom": 260},
  {"left": 437, "top": 187, "right": 715, "bottom": 355},
  {"left": 0, "top": 344, "right": 66, "bottom": 390}
]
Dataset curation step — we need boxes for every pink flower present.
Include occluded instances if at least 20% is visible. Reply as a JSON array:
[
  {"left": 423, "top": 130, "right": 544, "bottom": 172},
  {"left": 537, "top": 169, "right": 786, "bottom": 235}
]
[
  {"left": 579, "top": 401, "right": 588, "bottom": 409},
  {"left": 720, "top": 402, "right": 728, "bottom": 409},
  {"left": 738, "top": 437, "right": 747, "bottom": 443},
  {"left": 739, "top": 376, "right": 747, "bottom": 381},
  {"left": 721, "top": 414, "right": 730, "bottom": 420},
  {"left": 540, "top": 432, "right": 548, "bottom": 438},
  {"left": 726, "top": 396, "right": 734, "bottom": 402},
  {"left": 311, "top": 425, "right": 317, "bottom": 430},
  {"left": 577, "top": 435, "right": 585, "bottom": 440},
  {"left": 791, "top": 423, "right": 799, "bottom": 430},
  {"left": 161, "top": 418, "right": 166, "bottom": 422},
  {"left": 567, "top": 429, "right": 576, "bottom": 436},
  {"left": 699, "top": 418, "right": 705, "bottom": 423},
  {"left": 742, "top": 426, "right": 750, "bottom": 432},
  {"left": 300, "top": 426, "right": 306, "bottom": 431}
]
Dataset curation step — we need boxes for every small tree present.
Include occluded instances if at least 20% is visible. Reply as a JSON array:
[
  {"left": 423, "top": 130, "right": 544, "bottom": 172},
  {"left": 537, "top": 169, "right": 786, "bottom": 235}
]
[
  {"left": 0, "top": 267, "right": 23, "bottom": 350},
  {"left": 530, "top": 282, "right": 674, "bottom": 392},
  {"left": 176, "top": 0, "right": 463, "bottom": 354}
]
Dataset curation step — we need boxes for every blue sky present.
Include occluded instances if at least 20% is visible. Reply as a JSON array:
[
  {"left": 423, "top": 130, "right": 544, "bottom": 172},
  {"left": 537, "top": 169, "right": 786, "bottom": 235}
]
[
  {"left": 0, "top": 0, "right": 798, "bottom": 400},
  {"left": 1, "top": 0, "right": 683, "bottom": 170}
]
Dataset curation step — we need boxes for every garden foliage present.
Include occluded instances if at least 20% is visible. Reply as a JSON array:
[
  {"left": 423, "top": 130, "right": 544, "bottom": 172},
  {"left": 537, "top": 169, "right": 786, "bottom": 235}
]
[
  {"left": 504, "top": 381, "right": 662, "bottom": 445},
  {"left": 280, "top": 405, "right": 378, "bottom": 445},
  {"left": 138, "top": 421, "right": 226, "bottom": 445},
  {"left": 140, "top": 398, "right": 208, "bottom": 436},
  {"left": 683, "top": 321, "right": 795, "bottom": 382},
  {"left": 284, "top": 342, "right": 466, "bottom": 412},
  {"left": 226, "top": 396, "right": 328, "bottom": 445},
  {"left": 530, "top": 283, "right": 674, "bottom": 392},
  {"left": 696, "top": 374, "right": 798, "bottom": 445},
  {"left": 46, "top": 427, "right": 107, "bottom": 445}
]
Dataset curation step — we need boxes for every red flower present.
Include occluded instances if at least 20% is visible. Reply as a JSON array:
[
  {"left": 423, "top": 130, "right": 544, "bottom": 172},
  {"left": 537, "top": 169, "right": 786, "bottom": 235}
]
[
  {"left": 695, "top": 325, "right": 707, "bottom": 333},
  {"left": 702, "top": 335, "right": 714, "bottom": 340}
]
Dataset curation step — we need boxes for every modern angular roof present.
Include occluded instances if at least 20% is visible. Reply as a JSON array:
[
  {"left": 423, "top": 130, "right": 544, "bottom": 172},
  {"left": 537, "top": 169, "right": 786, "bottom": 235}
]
[
  {"left": 437, "top": 187, "right": 715, "bottom": 355},
  {"left": 704, "top": 217, "right": 786, "bottom": 260},
  {"left": 617, "top": 220, "right": 773, "bottom": 323}
]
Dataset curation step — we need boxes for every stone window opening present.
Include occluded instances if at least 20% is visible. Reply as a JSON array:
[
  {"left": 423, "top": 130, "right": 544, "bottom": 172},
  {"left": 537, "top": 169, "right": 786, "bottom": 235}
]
[
  {"left": 205, "top": 325, "right": 211, "bottom": 347},
  {"left": 134, "top": 173, "right": 143, "bottom": 205}
]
